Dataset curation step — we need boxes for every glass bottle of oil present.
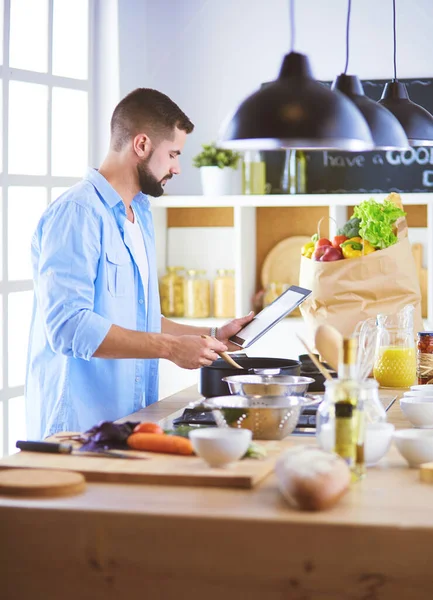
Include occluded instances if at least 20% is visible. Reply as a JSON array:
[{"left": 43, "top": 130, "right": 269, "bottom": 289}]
[{"left": 333, "top": 337, "right": 365, "bottom": 481}]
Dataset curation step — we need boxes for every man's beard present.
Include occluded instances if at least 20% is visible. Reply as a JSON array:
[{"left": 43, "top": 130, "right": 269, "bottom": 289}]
[{"left": 136, "top": 158, "right": 172, "bottom": 197}]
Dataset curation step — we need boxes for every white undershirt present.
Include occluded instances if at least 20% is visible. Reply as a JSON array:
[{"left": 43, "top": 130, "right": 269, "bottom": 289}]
[{"left": 124, "top": 208, "right": 149, "bottom": 308}]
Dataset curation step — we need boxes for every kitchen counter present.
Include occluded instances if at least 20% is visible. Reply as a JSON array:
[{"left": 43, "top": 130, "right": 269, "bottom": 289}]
[{"left": 1, "top": 386, "right": 433, "bottom": 600}]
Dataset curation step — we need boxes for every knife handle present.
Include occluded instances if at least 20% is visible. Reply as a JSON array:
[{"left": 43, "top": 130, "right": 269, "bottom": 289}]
[{"left": 16, "top": 440, "right": 73, "bottom": 454}]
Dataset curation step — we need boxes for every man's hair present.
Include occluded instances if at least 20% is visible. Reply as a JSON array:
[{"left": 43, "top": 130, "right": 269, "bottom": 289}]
[{"left": 110, "top": 88, "right": 194, "bottom": 151}]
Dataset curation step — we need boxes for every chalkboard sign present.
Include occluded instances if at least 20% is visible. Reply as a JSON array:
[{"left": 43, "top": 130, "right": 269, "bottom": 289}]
[{"left": 263, "top": 78, "right": 433, "bottom": 194}]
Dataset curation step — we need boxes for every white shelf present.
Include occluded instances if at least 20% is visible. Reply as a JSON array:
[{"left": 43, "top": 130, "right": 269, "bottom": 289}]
[
  {"left": 152, "top": 192, "right": 432, "bottom": 208},
  {"left": 152, "top": 192, "right": 433, "bottom": 324}
]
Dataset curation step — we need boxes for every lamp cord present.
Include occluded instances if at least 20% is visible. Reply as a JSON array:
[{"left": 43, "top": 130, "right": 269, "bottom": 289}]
[
  {"left": 344, "top": 0, "right": 351, "bottom": 74},
  {"left": 289, "top": 0, "right": 295, "bottom": 51},
  {"left": 392, "top": 0, "right": 397, "bottom": 80}
]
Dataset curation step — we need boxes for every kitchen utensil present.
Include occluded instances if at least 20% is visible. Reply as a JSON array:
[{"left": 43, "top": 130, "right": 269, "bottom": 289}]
[
  {"left": 189, "top": 428, "right": 252, "bottom": 467},
  {"left": 412, "top": 243, "right": 428, "bottom": 318},
  {"left": 298, "top": 353, "right": 337, "bottom": 392},
  {"left": 314, "top": 324, "right": 342, "bottom": 372},
  {"left": 354, "top": 318, "right": 377, "bottom": 381},
  {"left": 199, "top": 356, "right": 301, "bottom": 398},
  {"left": 393, "top": 429, "right": 433, "bottom": 467},
  {"left": 0, "top": 468, "right": 86, "bottom": 497},
  {"left": 384, "top": 395, "right": 398, "bottom": 412},
  {"left": 16, "top": 440, "right": 148, "bottom": 460},
  {"left": 261, "top": 235, "right": 311, "bottom": 288},
  {"left": 0, "top": 432, "right": 292, "bottom": 489},
  {"left": 204, "top": 395, "right": 313, "bottom": 440},
  {"left": 296, "top": 335, "right": 333, "bottom": 381},
  {"left": 222, "top": 374, "right": 315, "bottom": 398},
  {"left": 201, "top": 335, "right": 243, "bottom": 369}
]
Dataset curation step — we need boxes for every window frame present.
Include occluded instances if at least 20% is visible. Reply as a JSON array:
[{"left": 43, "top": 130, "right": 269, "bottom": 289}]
[{"left": 0, "top": 0, "right": 94, "bottom": 454}]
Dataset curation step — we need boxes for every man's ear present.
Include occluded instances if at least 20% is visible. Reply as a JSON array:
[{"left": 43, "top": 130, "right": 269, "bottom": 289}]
[{"left": 133, "top": 133, "right": 152, "bottom": 159}]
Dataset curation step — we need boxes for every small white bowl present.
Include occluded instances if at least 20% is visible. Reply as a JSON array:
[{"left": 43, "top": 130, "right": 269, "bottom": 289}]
[
  {"left": 404, "top": 390, "right": 433, "bottom": 399},
  {"left": 411, "top": 384, "right": 433, "bottom": 393},
  {"left": 400, "top": 398, "right": 433, "bottom": 428},
  {"left": 316, "top": 422, "right": 394, "bottom": 466},
  {"left": 393, "top": 429, "right": 433, "bottom": 467},
  {"left": 189, "top": 428, "right": 252, "bottom": 468}
]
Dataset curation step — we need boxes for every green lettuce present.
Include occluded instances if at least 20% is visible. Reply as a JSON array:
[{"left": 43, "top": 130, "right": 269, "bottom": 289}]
[{"left": 353, "top": 198, "right": 406, "bottom": 250}]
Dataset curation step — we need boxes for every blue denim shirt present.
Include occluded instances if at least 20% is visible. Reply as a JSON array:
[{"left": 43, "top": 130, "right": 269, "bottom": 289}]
[{"left": 25, "top": 168, "right": 161, "bottom": 439}]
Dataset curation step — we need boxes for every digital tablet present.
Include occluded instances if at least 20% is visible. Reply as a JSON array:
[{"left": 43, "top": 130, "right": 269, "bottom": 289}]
[{"left": 229, "top": 285, "right": 312, "bottom": 349}]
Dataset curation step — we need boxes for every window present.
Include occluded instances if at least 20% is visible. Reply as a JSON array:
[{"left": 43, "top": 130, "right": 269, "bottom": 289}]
[{"left": 0, "top": 0, "right": 92, "bottom": 456}]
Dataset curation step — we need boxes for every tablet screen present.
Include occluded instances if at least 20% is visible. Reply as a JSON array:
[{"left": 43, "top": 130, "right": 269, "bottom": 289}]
[{"left": 230, "top": 285, "right": 311, "bottom": 348}]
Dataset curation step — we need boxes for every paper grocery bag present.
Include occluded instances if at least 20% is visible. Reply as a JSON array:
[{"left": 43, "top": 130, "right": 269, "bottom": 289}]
[{"left": 299, "top": 236, "right": 423, "bottom": 339}]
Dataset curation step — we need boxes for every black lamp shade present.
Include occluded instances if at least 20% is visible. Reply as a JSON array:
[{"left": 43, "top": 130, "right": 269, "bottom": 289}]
[
  {"left": 378, "top": 81, "right": 433, "bottom": 147},
  {"left": 218, "top": 52, "right": 374, "bottom": 151},
  {"left": 332, "top": 74, "right": 409, "bottom": 150}
]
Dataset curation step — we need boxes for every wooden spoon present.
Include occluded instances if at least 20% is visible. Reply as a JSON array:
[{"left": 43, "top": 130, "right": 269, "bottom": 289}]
[
  {"left": 201, "top": 335, "right": 244, "bottom": 369},
  {"left": 296, "top": 335, "right": 333, "bottom": 381},
  {"left": 314, "top": 324, "right": 343, "bottom": 372}
]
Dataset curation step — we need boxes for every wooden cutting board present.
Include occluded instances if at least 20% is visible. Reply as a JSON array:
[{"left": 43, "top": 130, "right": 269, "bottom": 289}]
[
  {"left": 0, "top": 468, "right": 86, "bottom": 497},
  {"left": 0, "top": 434, "right": 292, "bottom": 489}
]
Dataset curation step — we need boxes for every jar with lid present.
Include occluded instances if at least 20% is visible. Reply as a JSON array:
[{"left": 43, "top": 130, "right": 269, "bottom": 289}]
[
  {"left": 184, "top": 269, "right": 210, "bottom": 318},
  {"left": 242, "top": 151, "right": 266, "bottom": 195},
  {"left": 213, "top": 269, "right": 235, "bottom": 318},
  {"left": 417, "top": 332, "right": 433, "bottom": 384},
  {"left": 159, "top": 266, "right": 185, "bottom": 317}
]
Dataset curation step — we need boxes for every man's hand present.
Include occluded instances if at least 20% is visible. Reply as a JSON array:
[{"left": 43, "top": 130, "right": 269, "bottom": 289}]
[
  {"left": 216, "top": 311, "right": 255, "bottom": 351},
  {"left": 168, "top": 335, "right": 228, "bottom": 369}
]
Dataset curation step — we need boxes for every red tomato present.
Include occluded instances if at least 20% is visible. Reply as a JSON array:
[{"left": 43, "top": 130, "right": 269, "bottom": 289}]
[{"left": 315, "top": 238, "right": 332, "bottom": 248}]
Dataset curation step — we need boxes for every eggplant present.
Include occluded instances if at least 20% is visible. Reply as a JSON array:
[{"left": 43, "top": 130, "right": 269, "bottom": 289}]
[{"left": 199, "top": 355, "right": 301, "bottom": 398}]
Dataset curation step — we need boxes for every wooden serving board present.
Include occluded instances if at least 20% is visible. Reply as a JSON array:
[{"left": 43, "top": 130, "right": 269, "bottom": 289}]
[{"left": 0, "top": 434, "right": 292, "bottom": 489}]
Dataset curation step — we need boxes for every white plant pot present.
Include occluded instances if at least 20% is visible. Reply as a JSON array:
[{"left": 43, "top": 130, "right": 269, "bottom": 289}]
[{"left": 200, "top": 166, "right": 242, "bottom": 196}]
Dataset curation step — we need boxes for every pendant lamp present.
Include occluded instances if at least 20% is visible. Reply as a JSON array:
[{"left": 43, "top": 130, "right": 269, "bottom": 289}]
[
  {"left": 378, "top": 0, "right": 433, "bottom": 146},
  {"left": 331, "top": 0, "right": 409, "bottom": 150},
  {"left": 218, "top": 0, "right": 373, "bottom": 151}
]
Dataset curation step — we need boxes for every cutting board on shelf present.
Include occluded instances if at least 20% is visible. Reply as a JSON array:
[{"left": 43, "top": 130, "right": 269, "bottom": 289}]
[
  {"left": 412, "top": 243, "right": 428, "bottom": 318},
  {"left": 0, "top": 434, "right": 292, "bottom": 489}
]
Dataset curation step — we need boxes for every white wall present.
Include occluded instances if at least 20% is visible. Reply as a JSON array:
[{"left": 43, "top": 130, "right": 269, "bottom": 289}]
[{"left": 113, "top": 0, "right": 433, "bottom": 195}]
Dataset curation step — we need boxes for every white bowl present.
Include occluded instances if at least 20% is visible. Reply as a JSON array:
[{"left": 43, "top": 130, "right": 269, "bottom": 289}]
[
  {"left": 411, "top": 384, "right": 433, "bottom": 393},
  {"left": 400, "top": 398, "right": 433, "bottom": 428},
  {"left": 316, "top": 422, "right": 395, "bottom": 466},
  {"left": 189, "top": 428, "right": 252, "bottom": 467},
  {"left": 404, "top": 390, "right": 433, "bottom": 399},
  {"left": 393, "top": 429, "right": 433, "bottom": 467}
]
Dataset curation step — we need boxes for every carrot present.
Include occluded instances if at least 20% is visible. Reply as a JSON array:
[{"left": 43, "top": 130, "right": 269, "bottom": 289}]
[
  {"left": 133, "top": 422, "right": 164, "bottom": 435},
  {"left": 127, "top": 433, "right": 194, "bottom": 455}
]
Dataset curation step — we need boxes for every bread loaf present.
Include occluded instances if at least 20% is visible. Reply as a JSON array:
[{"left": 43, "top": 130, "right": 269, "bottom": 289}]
[{"left": 275, "top": 446, "right": 351, "bottom": 511}]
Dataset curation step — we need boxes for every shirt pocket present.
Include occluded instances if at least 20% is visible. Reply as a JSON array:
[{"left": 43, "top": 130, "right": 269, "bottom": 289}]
[{"left": 106, "top": 248, "right": 131, "bottom": 297}]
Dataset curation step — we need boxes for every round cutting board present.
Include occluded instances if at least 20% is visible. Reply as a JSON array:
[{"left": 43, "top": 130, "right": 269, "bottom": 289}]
[
  {"left": 0, "top": 468, "right": 86, "bottom": 497},
  {"left": 261, "top": 236, "right": 311, "bottom": 288}
]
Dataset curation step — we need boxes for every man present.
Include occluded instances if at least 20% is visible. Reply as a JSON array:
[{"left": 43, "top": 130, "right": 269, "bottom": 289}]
[{"left": 26, "top": 88, "right": 253, "bottom": 439}]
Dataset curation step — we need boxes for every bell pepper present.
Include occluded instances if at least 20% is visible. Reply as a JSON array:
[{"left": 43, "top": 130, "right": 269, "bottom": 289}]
[
  {"left": 301, "top": 241, "right": 315, "bottom": 259},
  {"left": 340, "top": 237, "right": 376, "bottom": 259}
]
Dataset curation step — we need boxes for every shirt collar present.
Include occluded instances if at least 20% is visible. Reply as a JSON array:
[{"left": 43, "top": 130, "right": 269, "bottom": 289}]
[{"left": 84, "top": 168, "right": 150, "bottom": 209}]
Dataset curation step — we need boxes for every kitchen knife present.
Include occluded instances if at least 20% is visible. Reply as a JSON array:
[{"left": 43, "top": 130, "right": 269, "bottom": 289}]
[{"left": 16, "top": 440, "right": 148, "bottom": 460}]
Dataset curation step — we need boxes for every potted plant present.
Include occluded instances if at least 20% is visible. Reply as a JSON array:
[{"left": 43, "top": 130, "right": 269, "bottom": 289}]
[{"left": 193, "top": 142, "right": 241, "bottom": 195}]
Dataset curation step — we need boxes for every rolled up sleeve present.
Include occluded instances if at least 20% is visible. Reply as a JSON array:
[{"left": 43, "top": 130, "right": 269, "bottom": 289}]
[{"left": 35, "top": 200, "right": 112, "bottom": 359}]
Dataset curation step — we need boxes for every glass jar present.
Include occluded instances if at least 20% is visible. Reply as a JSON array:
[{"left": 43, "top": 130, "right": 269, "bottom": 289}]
[
  {"left": 159, "top": 266, "right": 185, "bottom": 317},
  {"left": 417, "top": 332, "right": 433, "bottom": 385},
  {"left": 184, "top": 269, "right": 210, "bottom": 318},
  {"left": 242, "top": 151, "right": 266, "bottom": 195},
  {"left": 213, "top": 269, "right": 235, "bottom": 318},
  {"left": 316, "top": 379, "right": 386, "bottom": 470},
  {"left": 263, "top": 282, "right": 289, "bottom": 307},
  {"left": 280, "top": 150, "right": 307, "bottom": 194}
]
